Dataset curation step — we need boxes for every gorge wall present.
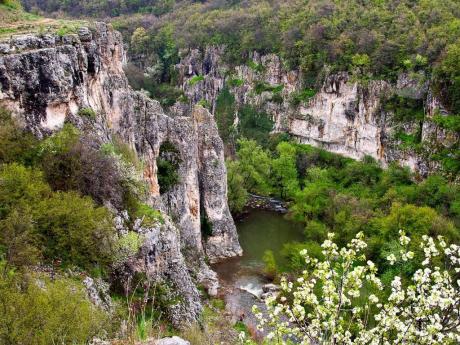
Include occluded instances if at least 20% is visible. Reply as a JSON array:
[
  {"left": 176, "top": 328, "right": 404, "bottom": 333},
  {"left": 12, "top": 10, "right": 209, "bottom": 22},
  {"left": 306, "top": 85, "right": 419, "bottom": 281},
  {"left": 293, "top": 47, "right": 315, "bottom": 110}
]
[
  {"left": 174, "top": 47, "right": 454, "bottom": 175},
  {"left": 0, "top": 23, "right": 241, "bottom": 326}
]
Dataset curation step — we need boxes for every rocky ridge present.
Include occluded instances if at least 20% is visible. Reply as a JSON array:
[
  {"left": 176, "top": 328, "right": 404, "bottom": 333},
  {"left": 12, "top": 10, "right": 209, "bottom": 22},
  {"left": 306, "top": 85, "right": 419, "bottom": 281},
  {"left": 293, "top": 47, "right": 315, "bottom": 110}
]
[
  {"left": 0, "top": 23, "right": 241, "bottom": 326},
  {"left": 175, "top": 47, "right": 455, "bottom": 175}
]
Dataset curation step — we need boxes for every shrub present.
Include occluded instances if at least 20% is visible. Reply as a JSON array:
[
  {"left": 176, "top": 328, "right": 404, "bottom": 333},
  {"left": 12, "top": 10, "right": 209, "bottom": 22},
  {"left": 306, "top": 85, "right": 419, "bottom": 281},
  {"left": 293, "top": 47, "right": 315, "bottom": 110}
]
[
  {"left": 226, "top": 160, "right": 248, "bottom": 214},
  {"left": 35, "top": 191, "right": 116, "bottom": 270},
  {"left": 253, "top": 232, "right": 460, "bottom": 344},
  {"left": 188, "top": 75, "right": 205, "bottom": 86},
  {"left": 41, "top": 131, "right": 125, "bottom": 209},
  {"left": 290, "top": 89, "right": 316, "bottom": 107},
  {"left": 253, "top": 81, "right": 283, "bottom": 95},
  {"left": 134, "top": 203, "right": 163, "bottom": 226},
  {"left": 0, "top": 163, "right": 116, "bottom": 271},
  {"left": 227, "top": 77, "right": 244, "bottom": 88},
  {"left": 0, "top": 270, "right": 109, "bottom": 345},
  {"left": 78, "top": 107, "right": 96, "bottom": 119},
  {"left": 0, "top": 107, "right": 38, "bottom": 165},
  {"left": 157, "top": 141, "right": 181, "bottom": 194},
  {"left": 247, "top": 60, "right": 265, "bottom": 73},
  {"left": 197, "top": 99, "right": 211, "bottom": 108}
]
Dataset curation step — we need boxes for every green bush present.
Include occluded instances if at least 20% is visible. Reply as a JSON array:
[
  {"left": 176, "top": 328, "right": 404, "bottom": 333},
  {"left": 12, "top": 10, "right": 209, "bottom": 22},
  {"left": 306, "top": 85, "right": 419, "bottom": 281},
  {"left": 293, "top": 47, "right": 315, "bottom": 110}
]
[
  {"left": 290, "top": 89, "right": 316, "bottom": 107},
  {"left": 0, "top": 163, "right": 116, "bottom": 271},
  {"left": 78, "top": 107, "right": 96, "bottom": 119},
  {"left": 0, "top": 270, "right": 109, "bottom": 345},
  {"left": 227, "top": 78, "right": 244, "bottom": 88},
  {"left": 188, "top": 75, "right": 205, "bottom": 86},
  {"left": 157, "top": 141, "right": 181, "bottom": 194},
  {"left": 247, "top": 60, "right": 265, "bottom": 73},
  {"left": 0, "top": 107, "right": 38, "bottom": 165},
  {"left": 135, "top": 203, "right": 163, "bottom": 226},
  {"left": 253, "top": 81, "right": 283, "bottom": 95},
  {"left": 226, "top": 160, "right": 248, "bottom": 214}
]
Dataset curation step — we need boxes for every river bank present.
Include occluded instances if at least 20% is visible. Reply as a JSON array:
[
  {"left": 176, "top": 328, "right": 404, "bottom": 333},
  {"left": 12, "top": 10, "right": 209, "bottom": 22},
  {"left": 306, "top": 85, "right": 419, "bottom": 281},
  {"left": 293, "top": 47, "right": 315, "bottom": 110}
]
[{"left": 212, "top": 209, "right": 304, "bottom": 341}]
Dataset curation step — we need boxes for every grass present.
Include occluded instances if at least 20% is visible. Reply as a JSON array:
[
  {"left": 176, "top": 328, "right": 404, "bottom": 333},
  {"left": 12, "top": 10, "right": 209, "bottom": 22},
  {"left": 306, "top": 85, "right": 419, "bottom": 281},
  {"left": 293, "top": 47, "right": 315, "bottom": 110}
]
[
  {"left": 0, "top": 2, "right": 89, "bottom": 40},
  {"left": 188, "top": 75, "right": 205, "bottom": 86}
]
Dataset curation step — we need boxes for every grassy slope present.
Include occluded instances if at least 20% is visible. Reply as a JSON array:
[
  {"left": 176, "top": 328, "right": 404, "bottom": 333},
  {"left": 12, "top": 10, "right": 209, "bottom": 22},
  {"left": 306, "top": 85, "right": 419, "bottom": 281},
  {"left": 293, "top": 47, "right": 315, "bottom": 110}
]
[{"left": 0, "top": 0, "right": 87, "bottom": 40}]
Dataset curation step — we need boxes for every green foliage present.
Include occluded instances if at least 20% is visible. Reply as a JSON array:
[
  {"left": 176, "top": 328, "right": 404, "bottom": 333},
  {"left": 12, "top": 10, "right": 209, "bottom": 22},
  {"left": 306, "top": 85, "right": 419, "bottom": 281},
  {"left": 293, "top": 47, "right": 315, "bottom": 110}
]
[
  {"left": 0, "top": 163, "right": 116, "bottom": 271},
  {"left": 78, "top": 107, "right": 96, "bottom": 119},
  {"left": 103, "top": 134, "right": 141, "bottom": 169},
  {"left": 290, "top": 89, "right": 316, "bottom": 107},
  {"left": 188, "top": 74, "right": 205, "bottom": 86},
  {"left": 0, "top": 108, "right": 38, "bottom": 165},
  {"left": 432, "top": 114, "right": 460, "bottom": 132},
  {"left": 23, "top": 0, "right": 460, "bottom": 97},
  {"left": 384, "top": 95, "right": 425, "bottom": 123},
  {"left": 55, "top": 23, "right": 79, "bottom": 36},
  {"left": 434, "top": 39, "right": 460, "bottom": 114},
  {"left": 226, "top": 160, "right": 248, "bottom": 214},
  {"left": 236, "top": 139, "right": 272, "bottom": 195},
  {"left": 227, "top": 77, "right": 244, "bottom": 88},
  {"left": 238, "top": 105, "right": 274, "bottom": 147},
  {"left": 113, "top": 232, "right": 143, "bottom": 268},
  {"left": 280, "top": 241, "right": 323, "bottom": 273},
  {"left": 262, "top": 250, "right": 277, "bottom": 278},
  {"left": 215, "top": 87, "right": 236, "bottom": 144},
  {"left": 233, "top": 139, "right": 460, "bottom": 280},
  {"left": 0, "top": 271, "right": 109, "bottom": 345},
  {"left": 135, "top": 203, "right": 163, "bottom": 226},
  {"left": 125, "top": 63, "right": 184, "bottom": 107},
  {"left": 197, "top": 98, "right": 211, "bottom": 109},
  {"left": 157, "top": 140, "right": 181, "bottom": 194},
  {"left": 0, "top": 209, "right": 40, "bottom": 270},
  {"left": 247, "top": 60, "right": 265, "bottom": 73},
  {"left": 254, "top": 81, "right": 283, "bottom": 95},
  {"left": 271, "top": 141, "right": 299, "bottom": 199}
]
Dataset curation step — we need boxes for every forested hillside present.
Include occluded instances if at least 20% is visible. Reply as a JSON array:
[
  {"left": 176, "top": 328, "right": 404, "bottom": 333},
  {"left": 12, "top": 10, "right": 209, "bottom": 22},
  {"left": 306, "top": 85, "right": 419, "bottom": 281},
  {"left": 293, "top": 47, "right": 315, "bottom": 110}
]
[
  {"left": 22, "top": 0, "right": 460, "bottom": 114},
  {"left": 2, "top": 1, "right": 460, "bottom": 344}
]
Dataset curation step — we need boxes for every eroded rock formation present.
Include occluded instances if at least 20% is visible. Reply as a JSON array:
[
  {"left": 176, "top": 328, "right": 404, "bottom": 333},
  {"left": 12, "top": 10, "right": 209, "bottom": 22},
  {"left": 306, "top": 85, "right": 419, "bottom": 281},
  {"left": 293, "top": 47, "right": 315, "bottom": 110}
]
[
  {"left": 0, "top": 23, "right": 241, "bottom": 326},
  {"left": 175, "top": 47, "right": 453, "bottom": 175}
]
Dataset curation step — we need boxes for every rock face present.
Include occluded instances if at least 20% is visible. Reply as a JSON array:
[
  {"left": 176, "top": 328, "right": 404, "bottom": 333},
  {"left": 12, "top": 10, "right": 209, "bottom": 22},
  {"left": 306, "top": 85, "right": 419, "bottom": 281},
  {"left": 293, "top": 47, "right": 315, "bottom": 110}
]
[
  {"left": 175, "top": 47, "right": 451, "bottom": 174},
  {"left": 0, "top": 23, "right": 241, "bottom": 326}
]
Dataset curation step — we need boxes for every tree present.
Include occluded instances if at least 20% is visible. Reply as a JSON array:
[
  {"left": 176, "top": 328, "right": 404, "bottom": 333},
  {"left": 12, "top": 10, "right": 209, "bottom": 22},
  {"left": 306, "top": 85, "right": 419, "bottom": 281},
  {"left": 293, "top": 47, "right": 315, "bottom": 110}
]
[
  {"left": 226, "top": 160, "right": 248, "bottom": 214},
  {"left": 131, "top": 27, "right": 150, "bottom": 54},
  {"left": 0, "top": 269, "right": 109, "bottom": 345},
  {"left": 0, "top": 163, "right": 116, "bottom": 271},
  {"left": 252, "top": 232, "right": 460, "bottom": 344},
  {"left": 236, "top": 139, "right": 272, "bottom": 195},
  {"left": 272, "top": 142, "right": 299, "bottom": 199},
  {"left": 0, "top": 107, "right": 38, "bottom": 165},
  {"left": 0, "top": 209, "right": 40, "bottom": 271}
]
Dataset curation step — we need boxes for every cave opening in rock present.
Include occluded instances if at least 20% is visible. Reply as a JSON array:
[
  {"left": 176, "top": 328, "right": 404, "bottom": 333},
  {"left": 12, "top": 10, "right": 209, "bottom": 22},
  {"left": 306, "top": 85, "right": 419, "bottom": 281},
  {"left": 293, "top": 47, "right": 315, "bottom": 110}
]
[{"left": 156, "top": 140, "right": 181, "bottom": 194}]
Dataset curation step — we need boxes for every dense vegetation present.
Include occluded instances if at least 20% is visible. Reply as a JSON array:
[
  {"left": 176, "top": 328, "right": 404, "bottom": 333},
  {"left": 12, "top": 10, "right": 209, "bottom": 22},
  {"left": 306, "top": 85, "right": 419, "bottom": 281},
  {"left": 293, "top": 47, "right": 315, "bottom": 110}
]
[
  {"left": 228, "top": 138, "right": 460, "bottom": 284},
  {"left": 21, "top": 1, "right": 460, "bottom": 111},
  {"left": 0, "top": 108, "right": 168, "bottom": 343}
]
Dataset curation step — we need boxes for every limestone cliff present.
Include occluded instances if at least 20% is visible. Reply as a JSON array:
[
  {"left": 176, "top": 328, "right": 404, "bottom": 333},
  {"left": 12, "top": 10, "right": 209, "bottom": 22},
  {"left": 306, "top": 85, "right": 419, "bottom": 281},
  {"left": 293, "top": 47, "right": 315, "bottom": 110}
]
[
  {"left": 0, "top": 23, "right": 241, "bottom": 326},
  {"left": 175, "top": 47, "right": 453, "bottom": 175}
]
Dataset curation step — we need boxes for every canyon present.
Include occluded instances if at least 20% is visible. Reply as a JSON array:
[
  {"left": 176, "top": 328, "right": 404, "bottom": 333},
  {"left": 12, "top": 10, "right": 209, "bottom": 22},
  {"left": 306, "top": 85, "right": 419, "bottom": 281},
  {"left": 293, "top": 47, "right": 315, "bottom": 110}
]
[
  {"left": 175, "top": 47, "right": 455, "bottom": 176},
  {"left": 0, "top": 23, "right": 241, "bottom": 327}
]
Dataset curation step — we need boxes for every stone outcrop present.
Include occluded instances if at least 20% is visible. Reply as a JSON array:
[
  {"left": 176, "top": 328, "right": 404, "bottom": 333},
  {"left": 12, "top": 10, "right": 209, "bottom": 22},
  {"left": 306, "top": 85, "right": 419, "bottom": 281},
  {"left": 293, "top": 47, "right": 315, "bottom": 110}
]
[
  {"left": 0, "top": 23, "right": 241, "bottom": 326},
  {"left": 175, "top": 47, "right": 451, "bottom": 175}
]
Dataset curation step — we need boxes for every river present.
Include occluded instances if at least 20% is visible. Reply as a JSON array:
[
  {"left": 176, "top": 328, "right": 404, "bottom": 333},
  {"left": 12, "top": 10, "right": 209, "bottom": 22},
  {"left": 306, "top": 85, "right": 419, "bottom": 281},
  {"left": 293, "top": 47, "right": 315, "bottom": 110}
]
[{"left": 212, "top": 209, "right": 304, "bottom": 338}]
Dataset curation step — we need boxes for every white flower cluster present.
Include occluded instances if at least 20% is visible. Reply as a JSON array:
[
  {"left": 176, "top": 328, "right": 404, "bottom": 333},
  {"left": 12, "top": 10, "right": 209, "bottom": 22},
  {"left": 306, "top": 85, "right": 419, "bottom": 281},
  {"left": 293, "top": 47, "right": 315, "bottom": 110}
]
[{"left": 253, "top": 231, "right": 460, "bottom": 344}]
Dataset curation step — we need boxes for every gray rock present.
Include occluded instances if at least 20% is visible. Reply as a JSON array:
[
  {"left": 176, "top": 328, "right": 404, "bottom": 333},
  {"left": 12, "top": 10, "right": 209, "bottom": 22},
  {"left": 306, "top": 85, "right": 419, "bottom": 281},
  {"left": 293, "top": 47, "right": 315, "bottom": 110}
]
[
  {"left": 155, "top": 336, "right": 190, "bottom": 345},
  {"left": 175, "top": 47, "right": 451, "bottom": 175},
  {"left": 78, "top": 27, "right": 93, "bottom": 42},
  {"left": 0, "top": 22, "right": 241, "bottom": 326},
  {"left": 0, "top": 43, "right": 10, "bottom": 54},
  {"left": 83, "top": 277, "right": 113, "bottom": 311}
]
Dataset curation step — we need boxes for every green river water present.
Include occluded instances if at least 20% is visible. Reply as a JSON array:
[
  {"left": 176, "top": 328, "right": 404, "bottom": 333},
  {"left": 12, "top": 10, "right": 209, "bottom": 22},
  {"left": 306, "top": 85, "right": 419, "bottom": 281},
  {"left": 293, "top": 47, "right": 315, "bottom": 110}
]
[{"left": 212, "top": 209, "right": 305, "bottom": 336}]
